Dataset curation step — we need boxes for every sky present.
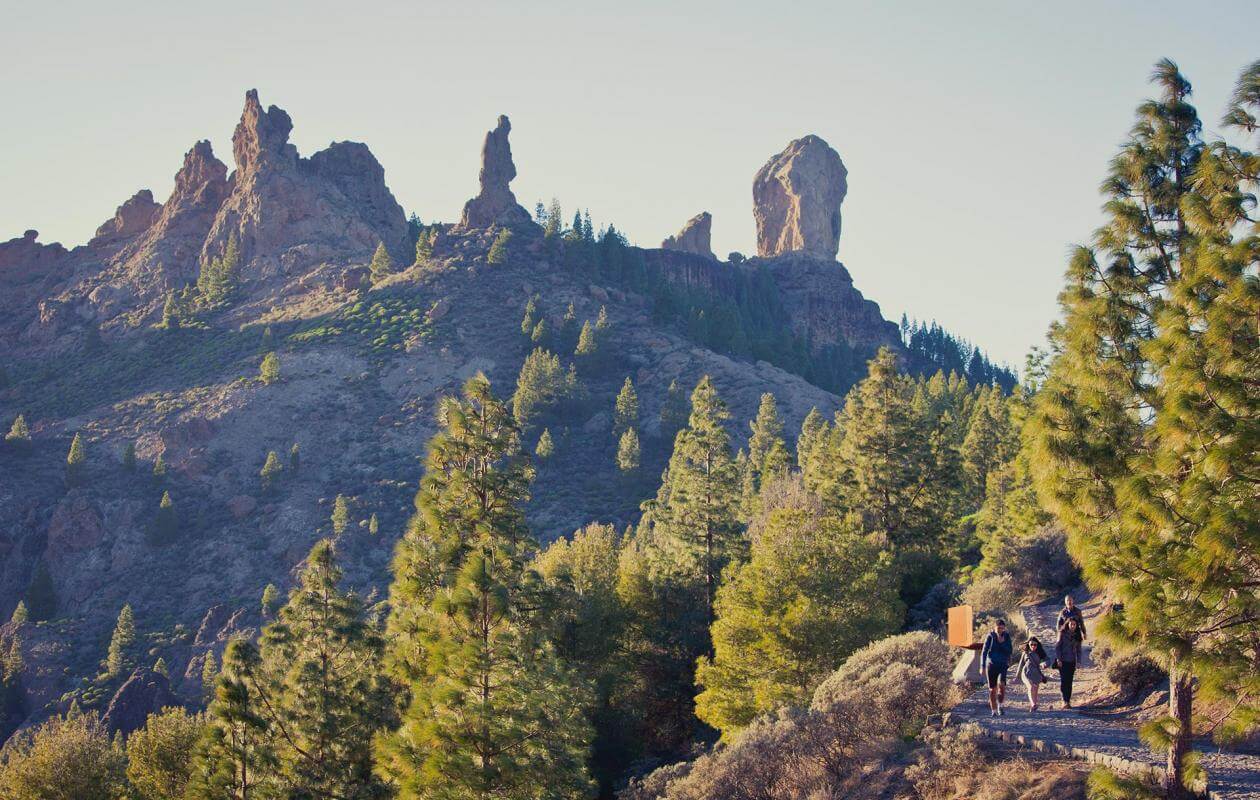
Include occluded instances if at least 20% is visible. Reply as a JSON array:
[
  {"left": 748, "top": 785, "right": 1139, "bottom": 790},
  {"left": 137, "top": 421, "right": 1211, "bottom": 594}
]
[{"left": 3, "top": 0, "right": 1257, "bottom": 367}]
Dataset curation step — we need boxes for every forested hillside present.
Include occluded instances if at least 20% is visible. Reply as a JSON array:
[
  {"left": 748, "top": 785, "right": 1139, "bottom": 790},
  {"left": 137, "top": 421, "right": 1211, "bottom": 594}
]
[{"left": 0, "top": 56, "right": 1256, "bottom": 800}]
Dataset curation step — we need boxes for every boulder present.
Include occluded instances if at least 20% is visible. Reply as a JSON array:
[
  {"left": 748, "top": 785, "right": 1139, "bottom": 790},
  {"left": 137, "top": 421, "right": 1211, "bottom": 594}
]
[
  {"left": 102, "top": 667, "right": 185, "bottom": 735},
  {"left": 753, "top": 134, "right": 848, "bottom": 259},
  {"left": 46, "top": 494, "right": 104, "bottom": 554},
  {"left": 457, "top": 115, "right": 532, "bottom": 230},
  {"left": 661, "top": 212, "right": 715, "bottom": 259}
]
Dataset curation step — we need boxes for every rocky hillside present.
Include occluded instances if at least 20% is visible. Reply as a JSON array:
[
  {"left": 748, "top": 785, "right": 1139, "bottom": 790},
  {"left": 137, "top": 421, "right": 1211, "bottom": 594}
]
[{"left": 0, "top": 90, "right": 916, "bottom": 737}]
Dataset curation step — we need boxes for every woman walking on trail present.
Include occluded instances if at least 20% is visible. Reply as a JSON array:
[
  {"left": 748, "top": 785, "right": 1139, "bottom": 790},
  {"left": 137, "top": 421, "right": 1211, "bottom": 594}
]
[
  {"left": 1055, "top": 616, "right": 1083, "bottom": 708},
  {"left": 980, "top": 618, "right": 1014, "bottom": 717},
  {"left": 1017, "top": 637, "right": 1049, "bottom": 712}
]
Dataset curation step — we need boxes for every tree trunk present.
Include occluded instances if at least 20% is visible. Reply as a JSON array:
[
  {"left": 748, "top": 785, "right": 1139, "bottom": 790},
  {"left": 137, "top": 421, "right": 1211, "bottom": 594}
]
[{"left": 1166, "top": 650, "right": 1194, "bottom": 799}]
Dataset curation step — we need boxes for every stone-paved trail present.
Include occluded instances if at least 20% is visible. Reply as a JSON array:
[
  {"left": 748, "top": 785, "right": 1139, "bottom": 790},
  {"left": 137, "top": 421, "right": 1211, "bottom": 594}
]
[{"left": 951, "top": 601, "right": 1260, "bottom": 799}]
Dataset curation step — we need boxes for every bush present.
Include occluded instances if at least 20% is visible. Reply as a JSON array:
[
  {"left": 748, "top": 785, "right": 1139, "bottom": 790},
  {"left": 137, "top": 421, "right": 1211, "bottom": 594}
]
[
  {"left": 961, "top": 573, "right": 1020, "bottom": 616},
  {"left": 1105, "top": 653, "right": 1166, "bottom": 700},
  {"left": 811, "top": 631, "right": 953, "bottom": 705},
  {"left": 625, "top": 632, "right": 959, "bottom": 800},
  {"left": 0, "top": 708, "right": 126, "bottom": 800},
  {"left": 905, "top": 723, "right": 988, "bottom": 800},
  {"left": 908, "top": 578, "right": 963, "bottom": 632},
  {"left": 982, "top": 525, "right": 1079, "bottom": 598}
]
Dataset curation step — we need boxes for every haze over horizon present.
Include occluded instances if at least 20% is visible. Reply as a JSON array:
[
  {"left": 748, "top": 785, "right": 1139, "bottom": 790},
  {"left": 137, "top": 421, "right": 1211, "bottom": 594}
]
[{"left": 3, "top": 0, "right": 1258, "bottom": 367}]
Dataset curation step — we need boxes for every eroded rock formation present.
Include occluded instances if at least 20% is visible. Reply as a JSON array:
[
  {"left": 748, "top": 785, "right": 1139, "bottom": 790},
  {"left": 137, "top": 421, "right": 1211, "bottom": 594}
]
[
  {"left": 201, "top": 90, "right": 409, "bottom": 280},
  {"left": 458, "top": 115, "right": 532, "bottom": 230},
  {"left": 661, "top": 212, "right": 715, "bottom": 259},
  {"left": 753, "top": 134, "right": 848, "bottom": 260}
]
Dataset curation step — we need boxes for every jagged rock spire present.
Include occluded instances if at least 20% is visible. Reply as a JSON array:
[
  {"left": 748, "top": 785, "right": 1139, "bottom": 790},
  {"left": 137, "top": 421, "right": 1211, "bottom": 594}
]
[
  {"left": 458, "top": 115, "right": 532, "bottom": 230},
  {"left": 661, "top": 212, "right": 715, "bottom": 260},
  {"left": 753, "top": 134, "right": 848, "bottom": 260}
]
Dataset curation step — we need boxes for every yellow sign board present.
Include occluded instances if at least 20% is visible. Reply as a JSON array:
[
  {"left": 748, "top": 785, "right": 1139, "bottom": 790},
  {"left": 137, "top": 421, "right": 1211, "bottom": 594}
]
[{"left": 947, "top": 604, "right": 974, "bottom": 648}]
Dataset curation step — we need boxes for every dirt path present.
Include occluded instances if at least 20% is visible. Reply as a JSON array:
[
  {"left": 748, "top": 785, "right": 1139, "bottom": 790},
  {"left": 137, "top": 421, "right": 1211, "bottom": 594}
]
[{"left": 951, "top": 601, "right": 1260, "bottom": 799}]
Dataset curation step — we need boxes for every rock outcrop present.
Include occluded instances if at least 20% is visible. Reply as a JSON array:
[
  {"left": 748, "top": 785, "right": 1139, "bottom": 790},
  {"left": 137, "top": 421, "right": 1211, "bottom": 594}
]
[
  {"left": 101, "top": 667, "right": 184, "bottom": 735},
  {"left": 200, "top": 90, "right": 409, "bottom": 281},
  {"left": 119, "top": 141, "right": 231, "bottom": 289},
  {"left": 753, "top": 135, "right": 848, "bottom": 260},
  {"left": 458, "top": 115, "right": 532, "bottom": 230},
  {"left": 661, "top": 212, "right": 715, "bottom": 259},
  {"left": 89, "top": 190, "right": 162, "bottom": 250}
]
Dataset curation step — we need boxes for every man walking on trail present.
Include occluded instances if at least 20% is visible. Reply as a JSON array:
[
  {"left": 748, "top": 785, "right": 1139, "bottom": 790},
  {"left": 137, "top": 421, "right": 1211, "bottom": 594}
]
[
  {"left": 980, "top": 618, "right": 1013, "bottom": 717},
  {"left": 1056, "top": 595, "right": 1086, "bottom": 643}
]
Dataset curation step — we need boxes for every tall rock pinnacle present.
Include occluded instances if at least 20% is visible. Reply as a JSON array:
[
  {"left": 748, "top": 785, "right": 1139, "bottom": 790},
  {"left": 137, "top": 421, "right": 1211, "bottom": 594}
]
[
  {"left": 661, "top": 212, "right": 715, "bottom": 259},
  {"left": 458, "top": 115, "right": 532, "bottom": 230},
  {"left": 752, "top": 134, "right": 848, "bottom": 260}
]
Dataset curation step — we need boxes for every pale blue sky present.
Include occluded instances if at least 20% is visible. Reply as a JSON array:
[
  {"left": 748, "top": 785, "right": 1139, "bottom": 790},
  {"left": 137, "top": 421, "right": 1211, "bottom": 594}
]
[{"left": 3, "top": 1, "right": 1257, "bottom": 366}]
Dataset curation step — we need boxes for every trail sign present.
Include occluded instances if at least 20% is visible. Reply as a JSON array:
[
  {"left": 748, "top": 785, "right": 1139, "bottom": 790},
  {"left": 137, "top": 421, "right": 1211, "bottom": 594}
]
[{"left": 947, "top": 604, "right": 975, "bottom": 648}]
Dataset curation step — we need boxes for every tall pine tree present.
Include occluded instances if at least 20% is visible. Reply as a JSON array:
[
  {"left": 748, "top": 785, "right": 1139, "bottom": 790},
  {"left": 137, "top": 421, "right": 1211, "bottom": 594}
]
[{"left": 377, "top": 375, "right": 593, "bottom": 800}]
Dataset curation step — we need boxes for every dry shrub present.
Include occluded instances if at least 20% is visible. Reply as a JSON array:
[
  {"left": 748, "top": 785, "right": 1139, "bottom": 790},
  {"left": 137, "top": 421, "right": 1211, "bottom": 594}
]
[
  {"left": 908, "top": 725, "right": 1087, "bottom": 800},
  {"left": 905, "top": 723, "right": 988, "bottom": 800},
  {"left": 624, "top": 632, "right": 959, "bottom": 800},
  {"left": 1104, "top": 653, "right": 1166, "bottom": 700},
  {"left": 962, "top": 573, "right": 1020, "bottom": 615}
]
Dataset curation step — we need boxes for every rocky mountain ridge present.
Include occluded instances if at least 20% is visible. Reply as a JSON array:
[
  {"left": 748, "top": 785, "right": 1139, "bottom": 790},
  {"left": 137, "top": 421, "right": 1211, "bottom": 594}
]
[{"left": 1, "top": 90, "right": 922, "bottom": 739}]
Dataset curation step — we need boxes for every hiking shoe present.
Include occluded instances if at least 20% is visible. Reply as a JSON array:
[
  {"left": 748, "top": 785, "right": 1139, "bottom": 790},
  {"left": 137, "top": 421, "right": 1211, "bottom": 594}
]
[{"left": 991, "top": 710, "right": 998, "bottom": 717}]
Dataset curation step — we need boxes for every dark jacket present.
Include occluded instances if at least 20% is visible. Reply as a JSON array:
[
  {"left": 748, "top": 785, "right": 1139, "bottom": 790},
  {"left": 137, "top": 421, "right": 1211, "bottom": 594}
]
[
  {"left": 981, "top": 630, "right": 1013, "bottom": 669},
  {"left": 1057, "top": 606, "right": 1086, "bottom": 640}
]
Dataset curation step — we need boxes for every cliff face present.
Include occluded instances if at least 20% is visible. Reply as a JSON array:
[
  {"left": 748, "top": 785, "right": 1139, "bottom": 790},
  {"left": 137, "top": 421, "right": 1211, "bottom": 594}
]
[{"left": 753, "top": 134, "right": 848, "bottom": 260}]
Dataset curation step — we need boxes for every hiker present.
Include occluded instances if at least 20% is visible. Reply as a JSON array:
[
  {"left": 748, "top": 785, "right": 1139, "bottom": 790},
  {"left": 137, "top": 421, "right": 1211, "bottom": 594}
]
[
  {"left": 1056, "top": 595, "right": 1086, "bottom": 642},
  {"left": 1055, "top": 616, "right": 1082, "bottom": 708},
  {"left": 1016, "top": 636, "right": 1049, "bottom": 712},
  {"left": 980, "top": 618, "right": 1013, "bottom": 717}
]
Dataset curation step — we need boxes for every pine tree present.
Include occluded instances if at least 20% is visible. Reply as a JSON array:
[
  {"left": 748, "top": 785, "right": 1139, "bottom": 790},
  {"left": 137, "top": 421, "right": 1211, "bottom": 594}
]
[
  {"left": 161, "top": 292, "right": 180, "bottom": 330},
  {"left": 5, "top": 414, "right": 31, "bottom": 447},
  {"left": 521, "top": 294, "right": 540, "bottom": 338},
  {"left": 10, "top": 601, "right": 28, "bottom": 627},
  {"left": 796, "top": 406, "right": 827, "bottom": 471},
  {"left": 487, "top": 228, "right": 513, "bottom": 264},
  {"left": 259, "top": 450, "right": 282, "bottom": 490},
  {"left": 121, "top": 441, "right": 136, "bottom": 472},
  {"left": 1029, "top": 60, "right": 1260, "bottom": 794},
  {"left": 150, "top": 491, "right": 177, "bottom": 545},
  {"left": 745, "top": 392, "right": 790, "bottom": 494},
  {"left": 65, "top": 432, "right": 86, "bottom": 486},
  {"left": 260, "top": 584, "right": 279, "bottom": 619},
  {"left": 199, "top": 652, "right": 218, "bottom": 703},
  {"left": 106, "top": 604, "right": 136, "bottom": 678},
  {"left": 414, "top": 228, "right": 433, "bottom": 265},
  {"left": 368, "top": 513, "right": 379, "bottom": 536},
  {"left": 378, "top": 374, "right": 594, "bottom": 800},
  {"left": 595, "top": 305, "right": 610, "bottom": 335},
  {"left": 259, "top": 352, "right": 280, "bottom": 385},
  {"left": 527, "top": 318, "right": 548, "bottom": 349},
  {"left": 574, "top": 319, "right": 598, "bottom": 358},
  {"left": 152, "top": 452, "right": 167, "bottom": 483},
  {"left": 185, "top": 640, "right": 270, "bottom": 799},
  {"left": 659, "top": 379, "right": 688, "bottom": 436},
  {"left": 545, "top": 198, "right": 563, "bottom": 239},
  {"left": 330, "top": 494, "right": 350, "bottom": 537},
  {"left": 153, "top": 657, "right": 169, "bottom": 677},
  {"left": 260, "top": 325, "right": 274, "bottom": 351},
  {"left": 288, "top": 442, "right": 300, "bottom": 473},
  {"left": 617, "top": 428, "right": 641, "bottom": 473},
  {"left": 695, "top": 494, "right": 902, "bottom": 737},
  {"left": 641, "top": 376, "right": 741, "bottom": 631},
  {"left": 125, "top": 706, "right": 203, "bottom": 800},
  {"left": 369, "top": 242, "right": 395, "bottom": 285},
  {"left": 5, "top": 636, "right": 24, "bottom": 682},
  {"left": 512, "top": 347, "right": 576, "bottom": 429},
  {"left": 613, "top": 377, "right": 639, "bottom": 439},
  {"left": 536, "top": 427, "right": 555, "bottom": 458},
  {"left": 24, "top": 563, "right": 57, "bottom": 621}
]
